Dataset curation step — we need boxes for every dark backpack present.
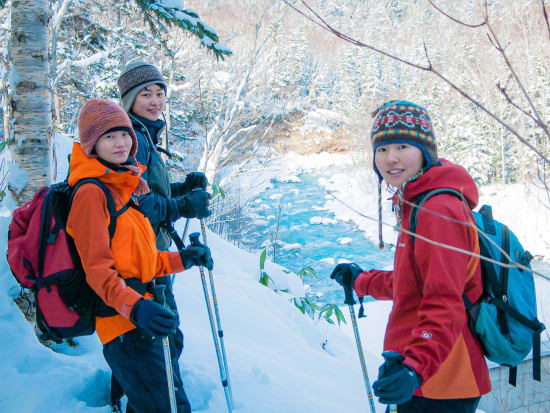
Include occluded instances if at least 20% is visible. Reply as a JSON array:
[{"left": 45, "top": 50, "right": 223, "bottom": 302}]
[
  {"left": 410, "top": 188, "right": 545, "bottom": 386},
  {"left": 7, "top": 179, "right": 131, "bottom": 343}
]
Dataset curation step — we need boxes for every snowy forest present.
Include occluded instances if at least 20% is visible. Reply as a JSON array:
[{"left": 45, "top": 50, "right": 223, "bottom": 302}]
[{"left": 1, "top": 0, "right": 550, "bottom": 412}]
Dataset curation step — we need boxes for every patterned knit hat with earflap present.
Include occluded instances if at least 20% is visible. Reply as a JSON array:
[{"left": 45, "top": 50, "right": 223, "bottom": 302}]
[
  {"left": 117, "top": 60, "right": 167, "bottom": 113},
  {"left": 371, "top": 100, "right": 438, "bottom": 180},
  {"left": 370, "top": 100, "right": 438, "bottom": 249}
]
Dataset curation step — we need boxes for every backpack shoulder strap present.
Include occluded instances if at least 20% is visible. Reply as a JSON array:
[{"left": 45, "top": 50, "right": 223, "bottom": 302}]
[
  {"left": 409, "top": 188, "right": 465, "bottom": 248},
  {"left": 70, "top": 178, "right": 124, "bottom": 240}
]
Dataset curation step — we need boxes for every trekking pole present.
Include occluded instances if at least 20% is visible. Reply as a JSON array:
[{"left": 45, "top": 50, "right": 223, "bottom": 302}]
[
  {"left": 152, "top": 285, "right": 177, "bottom": 413},
  {"left": 189, "top": 232, "right": 233, "bottom": 412},
  {"left": 198, "top": 219, "right": 234, "bottom": 406},
  {"left": 344, "top": 284, "right": 376, "bottom": 413}
]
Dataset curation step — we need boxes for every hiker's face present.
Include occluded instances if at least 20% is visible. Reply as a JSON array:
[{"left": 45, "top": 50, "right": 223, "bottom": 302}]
[
  {"left": 375, "top": 143, "right": 424, "bottom": 188},
  {"left": 95, "top": 130, "right": 133, "bottom": 164},
  {"left": 131, "top": 84, "right": 166, "bottom": 121}
]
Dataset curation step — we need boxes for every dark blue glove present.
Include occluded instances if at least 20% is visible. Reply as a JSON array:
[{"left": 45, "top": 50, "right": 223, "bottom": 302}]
[
  {"left": 372, "top": 351, "right": 421, "bottom": 405},
  {"left": 180, "top": 241, "right": 214, "bottom": 271},
  {"left": 329, "top": 263, "right": 364, "bottom": 290},
  {"left": 176, "top": 189, "right": 212, "bottom": 219},
  {"left": 171, "top": 172, "right": 209, "bottom": 197},
  {"left": 130, "top": 298, "right": 178, "bottom": 337}
]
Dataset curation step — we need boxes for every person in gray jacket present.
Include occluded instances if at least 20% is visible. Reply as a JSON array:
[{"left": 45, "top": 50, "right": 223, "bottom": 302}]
[{"left": 110, "top": 60, "right": 208, "bottom": 413}]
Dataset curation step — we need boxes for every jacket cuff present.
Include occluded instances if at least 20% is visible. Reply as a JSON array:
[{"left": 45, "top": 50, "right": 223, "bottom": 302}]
[
  {"left": 353, "top": 271, "right": 369, "bottom": 296},
  {"left": 166, "top": 198, "right": 180, "bottom": 222},
  {"left": 120, "top": 290, "right": 143, "bottom": 320},
  {"left": 168, "top": 251, "right": 185, "bottom": 273},
  {"left": 403, "top": 356, "right": 424, "bottom": 384}
]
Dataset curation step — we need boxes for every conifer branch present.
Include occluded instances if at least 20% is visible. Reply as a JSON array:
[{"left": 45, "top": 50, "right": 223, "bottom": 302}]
[{"left": 134, "top": 0, "right": 232, "bottom": 60}]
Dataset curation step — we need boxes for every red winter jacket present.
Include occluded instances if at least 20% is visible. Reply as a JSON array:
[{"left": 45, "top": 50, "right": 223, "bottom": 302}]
[{"left": 354, "top": 159, "right": 491, "bottom": 399}]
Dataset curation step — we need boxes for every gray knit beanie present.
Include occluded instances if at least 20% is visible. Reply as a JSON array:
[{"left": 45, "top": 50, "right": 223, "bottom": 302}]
[{"left": 117, "top": 60, "right": 167, "bottom": 113}]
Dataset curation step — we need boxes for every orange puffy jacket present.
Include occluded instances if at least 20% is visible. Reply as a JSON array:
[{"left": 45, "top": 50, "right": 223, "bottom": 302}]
[{"left": 66, "top": 142, "right": 184, "bottom": 344}]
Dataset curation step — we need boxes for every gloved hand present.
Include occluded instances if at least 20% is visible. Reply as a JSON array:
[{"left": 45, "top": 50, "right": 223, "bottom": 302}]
[
  {"left": 176, "top": 189, "right": 211, "bottom": 219},
  {"left": 330, "top": 263, "right": 364, "bottom": 290},
  {"left": 130, "top": 298, "right": 178, "bottom": 337},
  {"left": 372, "top": 351, "right": 421, "bottom": 405},
  {"left": 170, "top": 172, "right": 209, "bottom": 197},
  {"left": 180, "top": 241, "right": 214, "bottom": 271}
]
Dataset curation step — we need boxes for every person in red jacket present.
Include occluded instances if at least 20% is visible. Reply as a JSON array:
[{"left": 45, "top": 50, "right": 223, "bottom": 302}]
[
  {"left": 331, "top": 100, "right": 491, "bottom": 413},
  {"left": 66, "top": 98, "right": 213, "bottom": 413}
]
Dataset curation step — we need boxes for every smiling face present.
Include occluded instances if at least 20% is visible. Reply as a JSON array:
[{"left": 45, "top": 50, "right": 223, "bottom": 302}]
[
  {"left": 131, "top": 84, "right": 166, "bottom": 121},
  {"left": 94, "top": 129, "right": 133, "bottom": 165},
  {"left": 374, "top": 143, "right": 424, "bottom": 188}
]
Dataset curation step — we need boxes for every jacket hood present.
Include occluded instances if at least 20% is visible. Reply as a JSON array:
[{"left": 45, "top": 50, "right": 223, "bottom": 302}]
[
  {"left": 402, "top": 158, "right": 479, "bottom": 209},
  {"left": 68, "top": 142, "right": 145, "bottom": 203}
]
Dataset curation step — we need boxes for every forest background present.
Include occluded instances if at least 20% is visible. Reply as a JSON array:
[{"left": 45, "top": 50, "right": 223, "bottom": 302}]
[{"left": 2, "top": 0, "right": 549, "bottom": 211}]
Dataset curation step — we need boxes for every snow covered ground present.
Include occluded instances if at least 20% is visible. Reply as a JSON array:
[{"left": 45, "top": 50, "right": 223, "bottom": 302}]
[{"left": 1, "top": 139, "right": 548, "bottom": 412}]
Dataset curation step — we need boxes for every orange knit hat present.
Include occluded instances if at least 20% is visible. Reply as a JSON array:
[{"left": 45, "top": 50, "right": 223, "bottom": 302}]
[{"left": 78, "top": 98, "right": 138, "bottom": 158}]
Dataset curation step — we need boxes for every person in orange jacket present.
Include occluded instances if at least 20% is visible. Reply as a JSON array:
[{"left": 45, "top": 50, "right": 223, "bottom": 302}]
[
  {"left": 331, "top": 100, "right": 491, "bottom": 413},
  {"left": 66, "top": 98, "right": 212, "bottom": 413}
]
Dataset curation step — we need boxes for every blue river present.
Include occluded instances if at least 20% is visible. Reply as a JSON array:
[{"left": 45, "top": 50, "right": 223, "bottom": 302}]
[{"left": 241, "top": 169, "right": 395, "bottom": 305}]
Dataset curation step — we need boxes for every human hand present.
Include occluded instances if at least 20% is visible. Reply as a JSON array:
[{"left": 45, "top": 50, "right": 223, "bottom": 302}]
[
  {"left": 130, "top": 299, "right": 177, "bottom": 337},
  {"left": 372, "top": 351, "right": 421, "bottom": 405},
  {"left": 329, "top": 263, "right": 364, "bottom": 289},
  {"left": 176, "top": 189, "right": 211, "bottom": 219}
]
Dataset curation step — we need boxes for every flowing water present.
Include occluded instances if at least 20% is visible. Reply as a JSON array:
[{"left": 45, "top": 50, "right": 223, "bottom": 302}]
[{"left": 242, "top": 168, "right": 394, "bottom": 305}]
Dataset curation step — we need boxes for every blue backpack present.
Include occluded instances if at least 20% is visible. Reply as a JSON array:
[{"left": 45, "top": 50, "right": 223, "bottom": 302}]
[{"left": 410, "top": 188, "right": 545, "bottom": 386}]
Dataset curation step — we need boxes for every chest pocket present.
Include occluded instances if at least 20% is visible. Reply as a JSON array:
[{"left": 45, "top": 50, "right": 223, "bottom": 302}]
[{"left": 110, "top": 207, "right": 158, "bottom": 282}]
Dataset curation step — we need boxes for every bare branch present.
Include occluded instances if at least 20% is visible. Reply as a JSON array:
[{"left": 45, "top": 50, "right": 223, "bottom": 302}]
[
  {"left": 485, "top": 21, "right": 550, "bottom": 140},
  {"left": 281, "top": 0, "right": 550, "bottom": 165},
  {"left": 497, "top": 80, "right": 548, "bottom": 131},
  {"left": 282, "top": 0, "right": 430, "bottom": 71},
  {"left": 428, "top": 0, "right": 487, "bottom": 28},
  {"left": 543, "top": 0, "right": 550, "bottom": 40},
  {"left": 326, "top": 190, "right": 550, "bottom": 282}
]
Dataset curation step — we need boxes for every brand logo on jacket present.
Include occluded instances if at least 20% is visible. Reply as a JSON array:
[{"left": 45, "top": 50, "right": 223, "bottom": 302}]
[{"left": 421, "top": 331, "right": 432, "bottom": 340}]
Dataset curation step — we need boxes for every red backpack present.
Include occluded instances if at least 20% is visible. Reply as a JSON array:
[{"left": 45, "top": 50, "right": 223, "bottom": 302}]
[{"left": 7, "top": 179, "right": 128, "bottom": 343}]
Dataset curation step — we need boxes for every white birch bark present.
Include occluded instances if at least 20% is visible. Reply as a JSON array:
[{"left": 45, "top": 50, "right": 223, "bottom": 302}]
[{"left": 9, "top": 0, "right": 51, "bottom": 203}]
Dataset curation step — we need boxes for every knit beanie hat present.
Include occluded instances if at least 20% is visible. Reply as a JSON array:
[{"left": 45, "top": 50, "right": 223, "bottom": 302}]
[
  {"left": 78, "top": 98, "right": 138, "bottom": 158},
  {"left": 370, "top": 100, "right": 438, "bottom": 251},
  {"left": 117, "top": 60, "right": 167, "bottom": 113},
  {"left": 371, "top": 100, "right": 438, "bottom": 180}
]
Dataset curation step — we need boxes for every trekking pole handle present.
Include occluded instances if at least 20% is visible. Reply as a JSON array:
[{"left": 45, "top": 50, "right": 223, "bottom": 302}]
[
  {"left": 189, "top": 232, "right": 201, "bottom": 247},
  {"left": 152, "top": 284, "right": 167, "bottom": 306},
  {"left": 343, "top": 283, "right": 356, "bottom": 306}
]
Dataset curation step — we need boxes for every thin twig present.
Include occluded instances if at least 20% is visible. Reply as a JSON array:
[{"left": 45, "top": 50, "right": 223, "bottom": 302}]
[
  {"left": 485, "top": 20, "right": 550, "bottom": 139},
  {"left": 428, "top": 0, "right": 487, "bottom": 28},
  {"left": 543, "top": 0, "right": 550, "bottom": 40},
  {"left": 325, "top": 190, "right": 550, "bottom": 282},
  {"left": 281, "top": 0, "right": 550, "bottom": 165}
]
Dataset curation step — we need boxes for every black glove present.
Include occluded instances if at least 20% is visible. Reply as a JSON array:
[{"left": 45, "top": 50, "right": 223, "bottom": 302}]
[
  {"left": 176, "top": 189, "right": 212, "bottom": 219},
  {"left": 372, "top": 351, "right": 421, "bottom": 405},
  {"left": 180, "top": 242, "right": 214, "bottom": 271},
  {"left": 330, "top": 263, "right": 364, "bottom": 290},
  {"left": 130, "top": 298, "right": 178, "bottom": 337},
  {"left": 171, "top": 172, "right": 209, "bottom": 197}
]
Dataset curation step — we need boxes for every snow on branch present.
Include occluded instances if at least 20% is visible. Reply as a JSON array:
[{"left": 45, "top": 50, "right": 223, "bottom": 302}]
[{"left": 135, "top": 0, "right": 232, "bottom": 60}]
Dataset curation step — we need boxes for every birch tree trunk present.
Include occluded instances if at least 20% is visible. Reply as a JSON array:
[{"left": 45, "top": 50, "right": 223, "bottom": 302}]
[{"left": 9, "top": 0, "right": 51, "bottom": 203}]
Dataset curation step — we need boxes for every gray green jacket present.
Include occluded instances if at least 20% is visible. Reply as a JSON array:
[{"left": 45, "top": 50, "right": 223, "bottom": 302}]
[{"left": 130, "top": 113, "right": 175, "bottom": 250}]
